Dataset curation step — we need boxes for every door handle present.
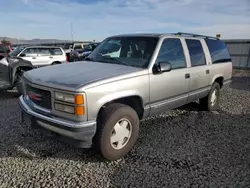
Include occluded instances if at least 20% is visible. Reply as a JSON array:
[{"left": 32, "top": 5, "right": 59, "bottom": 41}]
[
  {"left": 32, "top": 57, "right": 36, "bottom": 59},
  {"left": 49, "top": 57, "right": 53, "bottom": 58},
  {"left": 185, "top": 73, "right": 190, "bottom": 79},
  {"left": 206, "top": 70, "right": 210, "bottom": 74}
]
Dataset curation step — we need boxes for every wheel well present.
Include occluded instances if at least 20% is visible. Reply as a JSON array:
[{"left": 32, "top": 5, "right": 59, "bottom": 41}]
[
  {"left": 52, "top": 61, "right": 61, "bottom": 65},
  {"left": 16, "top": 66, "right": 33, "bottom": 75},
  {"left": 214, "top": 77, "right": 224, "bottom": 88},
  {"left": 14, "top": 66, "right": 33, "bottom": 83},
  {"left": 97, "top": 96, "right": 144, "bottom": 121}
]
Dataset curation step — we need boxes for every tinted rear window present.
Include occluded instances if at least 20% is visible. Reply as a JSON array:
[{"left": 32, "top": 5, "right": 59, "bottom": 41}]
[{"left": 205, "top": 39, "right": 231, "bottom": 64}]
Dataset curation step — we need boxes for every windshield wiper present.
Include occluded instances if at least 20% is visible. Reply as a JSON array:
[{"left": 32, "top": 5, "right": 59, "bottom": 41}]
[{"left": 102, "top": 57, "right": 130, "bottom": 66}]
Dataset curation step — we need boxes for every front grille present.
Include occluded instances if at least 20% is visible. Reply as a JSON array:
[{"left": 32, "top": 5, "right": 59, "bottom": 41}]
[{"left": 26, "top": 84, "right": 52, "bottom": 109}]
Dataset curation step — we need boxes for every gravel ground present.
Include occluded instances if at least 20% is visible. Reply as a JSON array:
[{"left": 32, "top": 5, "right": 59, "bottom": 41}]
[{"left": 0, "top": 70, "right": 250, "bottom": 188}]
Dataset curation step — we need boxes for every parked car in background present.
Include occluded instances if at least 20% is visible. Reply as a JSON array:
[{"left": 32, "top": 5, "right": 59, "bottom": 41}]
[
  {"left": 0, "top": 44, "right": 12, "bottom": 60},
  {"left": 63, "top": 42, "right": 88, "bottom": 61},
  {"left": 69, "top": 42, "right": 101, "bottom": 62},
  {"left": 9, "top": 46, "right": 68, "bottom": 67},
  {"left": 19, "top": 32, "right": 232, "bottom": 161},
  {"left": 11, "top": 45, "right": 18, "bottom": 51},
  {"left": 0, "top": 56, "right": 33, "bottom": 94}
]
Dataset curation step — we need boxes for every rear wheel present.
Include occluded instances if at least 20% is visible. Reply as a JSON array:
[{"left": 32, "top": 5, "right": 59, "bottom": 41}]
[
  {"left": 199, "top": 82, "right": 220, "bottom": 111},
  {"left": 52, "top": 62, "right": 61, "bottom": 65},
  {"left": 93, "top": 103, "right": 140, "bottom": 161}
]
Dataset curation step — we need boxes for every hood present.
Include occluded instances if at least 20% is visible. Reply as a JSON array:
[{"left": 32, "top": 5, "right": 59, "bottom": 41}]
[{"left": 24, "top": 61, "right": 142, "bottom": 91}]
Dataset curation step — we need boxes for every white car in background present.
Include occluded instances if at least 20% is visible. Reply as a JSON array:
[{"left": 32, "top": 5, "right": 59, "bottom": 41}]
[{"left": 9, "top": 46, "right": 68, "bottom": 67}]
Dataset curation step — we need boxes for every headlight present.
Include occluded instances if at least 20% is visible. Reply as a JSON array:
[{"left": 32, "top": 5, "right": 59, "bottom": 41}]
[
  {"left": 55, "top": 92, "right": 75, "bottom": 103},
  {"left": 55, "top": 103, "right": 75, "bottom": 114},
  {"left": 54, "top": 92, "right": 85, "bottom": 115}
]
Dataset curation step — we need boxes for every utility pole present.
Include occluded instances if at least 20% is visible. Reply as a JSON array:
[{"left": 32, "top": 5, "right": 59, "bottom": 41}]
[{"left": 70, "top": 22, "right": 74, "bottom": 42}]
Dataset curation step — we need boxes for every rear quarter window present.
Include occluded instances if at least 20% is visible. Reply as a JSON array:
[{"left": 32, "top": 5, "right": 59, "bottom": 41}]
[
  {"left": 50, "top": 48, "right": 63, "bottom": 55},
  {"left": 205, "top": 39, "right": 231, "bottom": 64}
]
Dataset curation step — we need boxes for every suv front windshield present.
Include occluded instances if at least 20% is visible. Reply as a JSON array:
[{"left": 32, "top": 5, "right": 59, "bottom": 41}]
[{"left": 88, "top": 36, "right": 158, "bottom": 68}]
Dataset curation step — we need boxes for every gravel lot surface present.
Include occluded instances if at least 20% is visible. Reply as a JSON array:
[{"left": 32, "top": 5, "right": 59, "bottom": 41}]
[{"left": 0, "top": 70, "right": 249, "bottom": 188}]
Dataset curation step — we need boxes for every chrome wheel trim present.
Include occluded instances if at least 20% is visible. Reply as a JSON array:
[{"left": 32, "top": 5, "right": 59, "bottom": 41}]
[{"left": 110, "top": 118, "right": 132, "bottom": 150}]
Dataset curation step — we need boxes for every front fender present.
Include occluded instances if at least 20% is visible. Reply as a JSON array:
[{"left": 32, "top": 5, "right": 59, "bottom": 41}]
[
  {"left": 8, "top": 57, "right": 34, "bottom": 85},
  {"left": 98, "top": 90, "right": 141, "bottom": 106}
]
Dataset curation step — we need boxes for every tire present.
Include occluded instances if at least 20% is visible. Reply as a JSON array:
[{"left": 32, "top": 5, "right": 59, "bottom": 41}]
[
  {"left": 93, "top": 103, "right": 140, "bottom": 161},
  {"left": 52, "top": 62, "right": 61, "bottom": 65},
  {"left": 199, "top": 82, "right": 220, "bottom": 111},
  {"left": 16, "top": 75, "right": 24, "bottom": 95}
]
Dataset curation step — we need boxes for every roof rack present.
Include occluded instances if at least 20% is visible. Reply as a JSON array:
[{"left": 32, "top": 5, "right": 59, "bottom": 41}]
[{"left": 175, "top": 32, "right": 219, "bottom": 40}]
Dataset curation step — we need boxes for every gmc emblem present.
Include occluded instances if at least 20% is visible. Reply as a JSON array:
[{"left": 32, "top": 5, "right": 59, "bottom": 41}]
[{"left": 28, "top": 91, "right": 42, "bottom": 101}]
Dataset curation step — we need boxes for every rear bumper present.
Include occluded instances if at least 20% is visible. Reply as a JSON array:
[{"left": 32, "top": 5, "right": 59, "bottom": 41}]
[{"left": 18, "top": 95, "right": 97, "bottom": 148}]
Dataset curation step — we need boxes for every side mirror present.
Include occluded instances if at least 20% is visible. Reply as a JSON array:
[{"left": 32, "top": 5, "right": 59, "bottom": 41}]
[
  {"left": 19, "top": 54, "right": 26, "bottom": 57},
  {"left": 153, "top": 62, "right": 172, "bottom": 74}
]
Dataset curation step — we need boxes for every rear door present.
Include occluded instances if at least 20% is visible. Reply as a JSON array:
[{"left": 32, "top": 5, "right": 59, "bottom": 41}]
[
  {"left": 50, "top": 48, "right": 65, "bottom": 62},
  {"left": 184, "top": 39, "right": 210, "bottom": 103},
  {"left": 37, "top": 47, "right": 53, "bottom": 66}
]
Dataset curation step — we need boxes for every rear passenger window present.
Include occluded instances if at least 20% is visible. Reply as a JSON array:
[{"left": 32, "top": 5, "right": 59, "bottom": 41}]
[
  {"left": 186, "top": 39, "right": 206, "bottom": 66},
  {"left": 38, "top": 48, "right": 51, "bottom": 56},
  {"left": 50, "top": 48, "right": 63, "bottom": 55},
  {"left": 156, "top": 38, "right": 186, "bottom": 69},
  {"left": 205, "top": 39, "right": 231, "bottom": 64}
]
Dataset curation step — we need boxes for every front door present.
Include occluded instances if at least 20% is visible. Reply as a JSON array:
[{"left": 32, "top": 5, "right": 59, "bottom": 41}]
[
  {"left": 149, "top": 38, "right": 190, "bottom": 116},
  {"left": 19, "top": 47, "right": 39, "bottom": 66}
]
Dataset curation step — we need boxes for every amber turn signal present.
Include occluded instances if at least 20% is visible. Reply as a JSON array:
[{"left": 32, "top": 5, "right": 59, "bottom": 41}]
[
  {"left": 75, "top": 106, "right": 85, "bottom": 115},
  {"left": 75, "top": 94, "right": 84, "bottom": 105}
]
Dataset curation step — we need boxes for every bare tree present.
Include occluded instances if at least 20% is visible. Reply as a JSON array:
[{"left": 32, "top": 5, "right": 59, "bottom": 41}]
[{"left": 1, "top": 39, "right": 11, "bottom": 46}]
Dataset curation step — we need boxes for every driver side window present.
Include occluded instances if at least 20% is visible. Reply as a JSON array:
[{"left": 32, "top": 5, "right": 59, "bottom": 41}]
[{"left": 156, "top": 38, "right": 186, "bottom": 69}]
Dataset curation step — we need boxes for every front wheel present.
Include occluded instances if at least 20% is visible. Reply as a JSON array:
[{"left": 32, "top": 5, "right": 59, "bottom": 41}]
[
  {"left": 199, "top": 82, "right": 220, "bottom": 111},
  {"left": 16, "top": 75, "right": 24, "bottom": 95},
  {"left": 93, "top": 103, "right": 140, "bottom": 161}
]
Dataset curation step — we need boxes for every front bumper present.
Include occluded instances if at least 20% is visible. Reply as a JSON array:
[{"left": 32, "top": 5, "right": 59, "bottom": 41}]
[{"left": 18, "top": 95, "right": 97, "bottom": 148}]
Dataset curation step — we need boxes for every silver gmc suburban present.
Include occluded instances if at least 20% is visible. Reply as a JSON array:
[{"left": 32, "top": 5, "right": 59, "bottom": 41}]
[{"left": 19, "top": 32, "right": 232, "bottom": 161}]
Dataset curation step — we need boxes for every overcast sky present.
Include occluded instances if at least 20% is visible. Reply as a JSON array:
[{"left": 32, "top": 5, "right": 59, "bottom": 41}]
[{"left": 1, "top": 0, "right": 250, "bottom": 41}]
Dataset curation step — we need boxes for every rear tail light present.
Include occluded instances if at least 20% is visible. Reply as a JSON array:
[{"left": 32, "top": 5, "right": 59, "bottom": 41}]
[{"left": 66, "top": 55, "right": 68, "bottom": 62}]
